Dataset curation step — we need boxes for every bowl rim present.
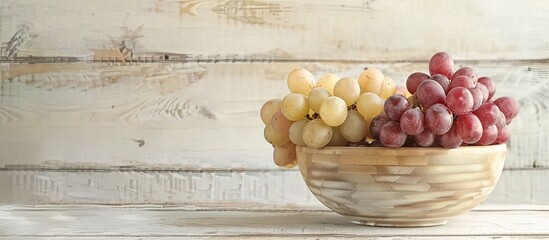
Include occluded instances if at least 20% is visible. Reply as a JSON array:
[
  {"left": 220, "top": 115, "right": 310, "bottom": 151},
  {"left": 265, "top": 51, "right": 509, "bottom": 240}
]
[{"left": 296, "top": 144, "right": 507, "bottom": 155}]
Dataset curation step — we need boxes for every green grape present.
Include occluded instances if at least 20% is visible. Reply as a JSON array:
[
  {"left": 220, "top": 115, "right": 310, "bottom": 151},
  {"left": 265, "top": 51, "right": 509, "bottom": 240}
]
[
  {"left": 302, "top": 119, "right": 333, "bottom": 148},
  {"left": 264, "top": 124, "right": 290, "bottom": 146},
  {"left": 281, "top": 93, "right": 310, "bottom": 121},
  {"left": 273, "top": 142, "right": 297, "bottom": 168},
  {"left": 287, "top": 68, "right": 315, "bottom": 96},
  {"left": 308, "top": 88, "right": 331, "bottom": 113},
  {"left": 358, "top": 68, "right": 384, "bottom": 95},
  {"left": 315, "top": 73, "right": 339, "bottom": 95},
  {"left": 260, "top": 99, "right": 281, "bottom": 125},
  {"left": 319, "top": 96, "right": 348, "bottom": 126},
  {"left": 334, "top": 77, "right": 360, "bottom": 106},
  {"left": 289, "top": 119, "right": 309, "bottom": 146},
  {"left": 356, "top": 92, "right": 384, "bottom": 119},
  {"left": 379, "top": 76, "right": 397, "bottom": 99},
  {"left": 328, "top": 126, "right": 348, "bottom": 146},
  {"left": 339, "top": 110, "right": 367, "bottom": 142}
]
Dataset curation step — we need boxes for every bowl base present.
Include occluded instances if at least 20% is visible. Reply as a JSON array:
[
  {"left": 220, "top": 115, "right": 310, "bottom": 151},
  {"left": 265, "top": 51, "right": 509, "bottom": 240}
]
[{"left": 349, "top": 218, "right": 447, "bottom": 227}]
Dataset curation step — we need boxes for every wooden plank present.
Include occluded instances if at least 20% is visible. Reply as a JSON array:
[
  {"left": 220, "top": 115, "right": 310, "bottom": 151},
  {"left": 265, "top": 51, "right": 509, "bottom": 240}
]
[
  {"left": 0, "top": 61, "right": 547, "bottom": 169},
  {"left": 1, "top": 206, "right": 548, "bottom": 238},
  {"left": 1, "top": 0, "right": 549, "bottom": 61},
  {"left": 1, "top": 169, "right": 547, "bottom": 204}
]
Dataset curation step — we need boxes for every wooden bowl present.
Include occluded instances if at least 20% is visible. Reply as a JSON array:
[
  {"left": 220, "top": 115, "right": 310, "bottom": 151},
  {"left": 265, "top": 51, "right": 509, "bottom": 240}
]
[{"left": 296, "top": 144, "right": 506, "bottom": 227}]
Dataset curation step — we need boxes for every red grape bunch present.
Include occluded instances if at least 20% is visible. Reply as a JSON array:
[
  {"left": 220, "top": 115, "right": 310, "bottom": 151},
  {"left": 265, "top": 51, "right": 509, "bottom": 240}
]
[{"left": 375, "top": 52, "right": 519, "bottom": 148}]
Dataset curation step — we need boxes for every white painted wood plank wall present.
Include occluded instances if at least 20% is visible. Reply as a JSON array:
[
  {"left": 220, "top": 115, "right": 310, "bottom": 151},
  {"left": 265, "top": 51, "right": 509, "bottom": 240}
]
[{"left": 0, "top": 0, "right": 548, "bottom": 204}]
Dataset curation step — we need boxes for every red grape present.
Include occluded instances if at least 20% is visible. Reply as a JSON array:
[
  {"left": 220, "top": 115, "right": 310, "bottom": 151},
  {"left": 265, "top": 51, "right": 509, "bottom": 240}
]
[
  {"left": 429, "top": 52, "right": 454, "bottom": 78},
  {"left": 493, "top": 96, "right": 520, "bottom": 120},
  {"left": 456, "top": 113, "right": 483, "bottom": 144},
  {"left": 271, "top": 110, "right": 294, "bottom": 133},
  {"left": 424, "top": 103, "right": 453, "bottom": 135},
  {"left": 449, "top": 76, "right": 475, "bottom": 90},
  {"left": 384, "top": 95, "right": 412, "bottom": 121},
  {"left": 406, "top": 72, "right": 430, "bottom": 94},
  {"left": 370, "top": 113, "right": 391, "bottom": 139},
  {"left": 400, "top": 108, "right": 425, "bottom": 135},
  {"left": 416, "top": 80, "right": 446, "bottom": 109},
  {"left": 446, "top": 87, "right": 474, "bottom": 115},
  {"left": 494, "top": 126, "right": 510, "bottom": 144},
  {"left": 469, "top": 87, "right": 483, "bottom": 111},
  {"left": 438, "top": 122, "right": 463, "bottom": 149},
  {"left": 495, "top": 110, "right": 507, "bottom": 130},
  {"left": 430, "top": 74, "right": 450, "bottom": 93},
  {"left": 476, "top": 125, "right": 498, "bottom": 146},
  {"left": 451, "top": 67, "right": 477, "bottom": 83},
  {"left": 476, "top": 83, "right": 489, "bottom": 103},
  {"left": 473, "top": 102, "right": 499, "bottom": 127},
  {"left": 478, "top": 77, "right": 496, "bottom": 100},
  {"left": 379, "top": 121, "right": 408, "bottom": 148},
  {"left": 415, "top": 129, "right": 435, "bottom": 147}
]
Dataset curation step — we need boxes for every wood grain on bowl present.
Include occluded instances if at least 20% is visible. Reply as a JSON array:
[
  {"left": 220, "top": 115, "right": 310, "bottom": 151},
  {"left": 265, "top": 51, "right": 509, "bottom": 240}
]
[{"left": 296, "top": 144, "right": 507, "bottom": 227}]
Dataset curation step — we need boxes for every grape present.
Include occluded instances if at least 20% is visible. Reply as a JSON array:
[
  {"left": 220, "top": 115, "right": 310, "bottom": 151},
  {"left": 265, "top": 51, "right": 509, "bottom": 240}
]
[
  {"left": 493, "top": 96, "right": 520, "bottom": 120},
  {"left": 430, "top": 74, "right": 450, "bottom": 93},
  {"left": 407, "top": 95, "right": 416, "bottom": 107},
  {"left": 469, "top": 87, "right": 483, "bottom": 111},
  {"left": 494, "top": 126, "right": 510, "bottom": 144},
  {"left": 406, "top": 72, "right": 430, "bottom": 94},
  {"left": 395, "top": 85, "right": 411, "bottom": 97},
  {"left": 273, "top": 142, "right": 297, "bottom": 167},
  {"left": 281, "top": 93, "right": 310, "bottom": 121},
  {"left": 319, "top": 96, "right": 348, "bottom": 126},
  {"left": 449, "top": 76, "right": 475, "bottom": 90},
  {"left": 315, "top": 73, "right": 339, "bottom": 95},
  {"left": 476, "top": 83, "right": 489, "bottom": 103},
  {"left": 264, "top": 124, "right": 290, "bottom": 146},
  {"left": 302, "top": 119, "right": 333, "bottom": 148},
  {"left": 379, "top": 121, "right": 407, "bottom": 148},
  {"left": 328, "top": 126, "right": 348, "bottom": 146},
  {"left": 400, "top": 108, "right": 425, "bottom": 135},
  {"left": 379, "top": 76, "right": 397, "bottom": 99},
  {"left": 446, "top": 87, "right": 474, "bottom": 115},
  {"left": 424, "top": 103, "right": 453, "bottom": 135},
  {"left": 456, "top": 113, "right": 483, "bottom": 144},
  {"left": 438, "top": 122, "right": 463, "bottom": 149},
  {"left": 370, "top": 113, "right": 391, "bottom": 139},
  {"left": 384, "top": 95, "right": 411, "bottom": 121},
  {"left": 288, "top": 119, "right": 309, "bottom": 146},
  {"left": 356, "top": 93, "right": 384, "bottom": 119},
  {"left": 476, "top": 125, "right": 498, "bottom": 146},
  {"left": 308, "top": 88, "right": 331, "bottom": 113},
  {"left": 364, "top": 117, "right": 374, "bottom": 139},
  {"left": 451, "top": 67, "right": 477, "bottom": 83},
  {"left": 478, "top": 77, "right": 496, "bottom": 100},
  {"left": 334, "top": 77, "right": 360, "bottom": 106},
  {"left": 495, "top": 110, "right": 507, "bottom": 130},
  {"left": 429, "top": 52, "right": 454, "bottom": 78},
  {"left": 260, "top": 99, "right": 282, "bottom": 125},
  {"left": 415, "top": 129, "right": 435, "bottom": 147},
  {"left": 271, "top": 110, "right": 294, "bottom": 134},
  {"left": 358, "top": 68, "right": 384, "bottom": 95},
  {"left": 287, "top": 68, "right": 315, "bottom": 95},
  {"left": 473, "top": 102, "right": 499, "bottom": 127},
  {"left": 339, "top": 110, "right": 367, "bottom": 142},
  {"left": 415, "top": 80, "right": 446, "bottom": 109}
]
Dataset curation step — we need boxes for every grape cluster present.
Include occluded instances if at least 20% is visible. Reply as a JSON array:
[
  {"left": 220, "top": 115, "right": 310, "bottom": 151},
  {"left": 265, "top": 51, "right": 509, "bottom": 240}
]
[
  {"left": 381, "top": 52, "right": 519, "bottom": 148},
  {"left": 260, "top": 52, "right": 520, "bottom": 168},
  {"left": 260, "top": 68, "right": 396, "bottom": 167}
]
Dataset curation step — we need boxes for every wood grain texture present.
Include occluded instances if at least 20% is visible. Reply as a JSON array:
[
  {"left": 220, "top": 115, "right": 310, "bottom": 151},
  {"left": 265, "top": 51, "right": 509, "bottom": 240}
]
[
  {"left": 0, "top": 61, "right": 546, "bottom": 170},
  {"left": 1, "top": 205, "right": 549, "bottom": 239},
  {"left": 1, "top": 169, "right": 547, "bottom": 204},
  {"left": 1, "top": 0, "right": 549, "bottom": 61}
]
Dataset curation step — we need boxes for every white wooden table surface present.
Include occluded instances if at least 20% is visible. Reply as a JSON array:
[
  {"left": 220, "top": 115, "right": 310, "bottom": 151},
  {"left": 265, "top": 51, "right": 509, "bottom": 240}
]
[{"left": 1, "top": 204, "right": 548, "bottom": 239}]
